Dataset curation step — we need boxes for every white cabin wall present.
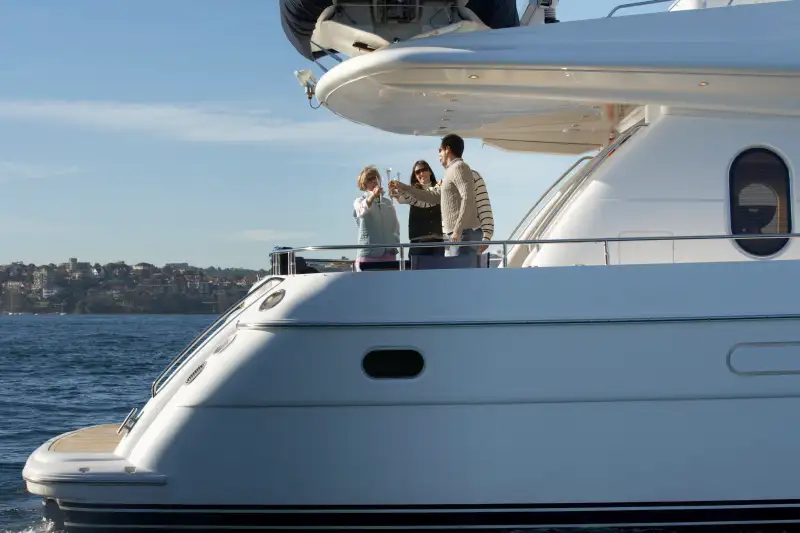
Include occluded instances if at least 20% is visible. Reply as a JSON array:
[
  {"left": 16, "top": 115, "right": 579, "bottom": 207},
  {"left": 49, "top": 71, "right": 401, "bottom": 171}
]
[{"left": 524, "top": 108, "right": 799, "bottom": 268}]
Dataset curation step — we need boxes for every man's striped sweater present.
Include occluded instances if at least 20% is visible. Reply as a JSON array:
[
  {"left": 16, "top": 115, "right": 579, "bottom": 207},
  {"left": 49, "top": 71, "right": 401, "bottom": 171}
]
[{"left": 397, "top": 169, "right": 495, "bottom": 241}]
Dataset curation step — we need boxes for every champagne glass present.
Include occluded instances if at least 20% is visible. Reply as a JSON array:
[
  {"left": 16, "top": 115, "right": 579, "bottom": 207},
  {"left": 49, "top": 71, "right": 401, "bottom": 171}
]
[{"left": 386, "top": 168, "right": 394, "bottom": 204}]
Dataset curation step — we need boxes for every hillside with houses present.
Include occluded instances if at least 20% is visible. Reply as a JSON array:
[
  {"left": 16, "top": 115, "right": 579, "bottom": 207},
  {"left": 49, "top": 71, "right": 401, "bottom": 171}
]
[{"left": 0, "top": 258, "right": 269, "bottom": 314}]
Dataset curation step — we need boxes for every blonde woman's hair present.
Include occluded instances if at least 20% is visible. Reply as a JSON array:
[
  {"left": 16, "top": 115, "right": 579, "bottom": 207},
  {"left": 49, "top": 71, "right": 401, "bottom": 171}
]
[{"left": 357, "top": 166, "right": 381, "bottom": 191}]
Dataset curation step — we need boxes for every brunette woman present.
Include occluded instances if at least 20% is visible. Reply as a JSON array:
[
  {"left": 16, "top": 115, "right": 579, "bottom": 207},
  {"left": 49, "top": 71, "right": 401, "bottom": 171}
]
[{"left": 396, "top": 160, "right": 444, "bottom": 256}]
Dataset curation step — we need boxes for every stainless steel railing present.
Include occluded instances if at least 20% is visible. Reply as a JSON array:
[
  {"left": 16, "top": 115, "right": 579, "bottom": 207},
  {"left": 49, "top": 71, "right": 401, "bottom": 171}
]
[
  {"left": 524, "top": 123, "right": 648, "bottom": 248},
  {"left": 607, "top": 0, "right": 677, "bottom": 17},
  {"left": 506, "top": 155, "right": 594, "bottom": 242},
  {"left": 277, "top": 232, "right": 800, "bottom": 272},
  {"left": 153, "top": 231, "right": 798, "bottom": 396},
  {"left": 150, "top": 297, "right": 245, "bottom": 397},
  {"left": 150, "top": 277, "right": 284, "bottom": 397}
]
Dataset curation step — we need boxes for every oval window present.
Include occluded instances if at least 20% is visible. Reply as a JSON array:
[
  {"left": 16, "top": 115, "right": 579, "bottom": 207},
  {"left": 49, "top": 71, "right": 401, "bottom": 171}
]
[
  {"left": 729, "top": 148, "right": 792, "bottom": 256},
  {"left": 259, "top": 289, "right": 286, "bottom": 311},
  {"left": 212, "top": 332, "right": 237, "bottom": 355}
]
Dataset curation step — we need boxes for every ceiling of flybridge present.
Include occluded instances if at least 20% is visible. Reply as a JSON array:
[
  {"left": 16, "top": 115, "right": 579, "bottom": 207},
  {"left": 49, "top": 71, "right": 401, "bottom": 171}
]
[{"left": 279, "top": 0, "right": 520, "bottom": 60}]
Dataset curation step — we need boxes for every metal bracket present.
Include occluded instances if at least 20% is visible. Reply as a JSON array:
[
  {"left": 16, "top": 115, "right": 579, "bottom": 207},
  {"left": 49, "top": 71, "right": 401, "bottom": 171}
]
[{"left": 117, "top": 407, "right": 139, "bottom": 435}]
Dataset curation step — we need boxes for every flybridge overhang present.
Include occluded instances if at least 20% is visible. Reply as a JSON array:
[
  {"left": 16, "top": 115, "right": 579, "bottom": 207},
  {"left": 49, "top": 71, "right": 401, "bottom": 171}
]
[
  {"left": 280, "top": 0, "right": 529, "bottom": 62},
  {"left": 284, "top": 0, "right": 800, "bottom": 155}
]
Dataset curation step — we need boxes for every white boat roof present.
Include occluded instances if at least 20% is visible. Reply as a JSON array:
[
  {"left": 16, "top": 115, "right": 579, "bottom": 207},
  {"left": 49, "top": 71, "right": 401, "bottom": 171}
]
[{"left": 315, "top": 0, "right": 800, "bottom": 155}]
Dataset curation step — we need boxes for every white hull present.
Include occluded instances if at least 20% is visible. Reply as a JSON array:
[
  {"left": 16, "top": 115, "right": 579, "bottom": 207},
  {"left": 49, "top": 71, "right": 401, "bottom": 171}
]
[{"left": 23, "top": 260, "right": 800, "bottom": 531}]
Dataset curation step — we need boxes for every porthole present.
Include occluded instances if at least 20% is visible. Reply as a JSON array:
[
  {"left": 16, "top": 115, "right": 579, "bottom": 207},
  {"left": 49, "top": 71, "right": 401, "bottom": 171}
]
[
  {"left": 250, "top": 277, "right": 283, "bottom": 297},
  {"left": 362, "top": 349, "right": 424, "bottom": 380},
  {"left": 213, "top": 332, "right": 236, "bottom": 355},
  {"left": 259, "top": 289, "right": 286, "bottom": 311},
  {"left": 729, "top": 148, "right": 792, "bottom": 256}
]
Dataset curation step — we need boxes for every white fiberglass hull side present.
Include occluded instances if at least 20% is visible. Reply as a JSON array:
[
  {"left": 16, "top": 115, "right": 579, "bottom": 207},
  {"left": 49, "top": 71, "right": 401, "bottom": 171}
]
[{"left": 22, "top": 260, "right": 800, "bottom": 531}]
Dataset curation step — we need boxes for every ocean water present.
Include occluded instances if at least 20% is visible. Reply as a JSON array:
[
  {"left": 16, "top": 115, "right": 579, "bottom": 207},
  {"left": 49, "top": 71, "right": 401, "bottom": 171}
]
[{"left": 0, "top": 314, "right": 216, "bottom": 533}]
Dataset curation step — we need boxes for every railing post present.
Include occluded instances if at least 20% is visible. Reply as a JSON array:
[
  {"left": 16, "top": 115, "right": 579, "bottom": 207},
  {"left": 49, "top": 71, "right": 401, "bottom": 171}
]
[
  {"left": 400, "top": 245, "right": 405, "bottom": 271},
  {"left": 607, "top": 0, "right": 673, "bottom": 17},
  {"left": 603, "top": 241, "right": 610, "bottom": 265},
  {"left": 502, "top": 243, "right": 508, "bottom": 268}
]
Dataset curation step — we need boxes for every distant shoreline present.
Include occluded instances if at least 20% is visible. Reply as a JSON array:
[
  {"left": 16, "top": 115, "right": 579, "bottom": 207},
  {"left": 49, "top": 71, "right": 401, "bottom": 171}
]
[{"left": 2, "top": 312, "right": 221, "bottom": 317}]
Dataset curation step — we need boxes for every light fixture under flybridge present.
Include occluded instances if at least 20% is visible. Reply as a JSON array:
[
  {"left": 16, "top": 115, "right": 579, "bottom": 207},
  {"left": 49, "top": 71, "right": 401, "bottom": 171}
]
[{"left": 294, "top": 69, "right": 320, "bottom": 109}]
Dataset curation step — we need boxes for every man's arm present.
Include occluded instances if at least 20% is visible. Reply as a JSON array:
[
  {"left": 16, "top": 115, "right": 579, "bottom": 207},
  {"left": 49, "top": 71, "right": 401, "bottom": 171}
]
[
  {"left": 396, "top": 189, "right": 437, "bottom": 208},
  {"left": 473, "top": 171, "right": 494, "bottom": 241},
  {"left": 450, "top": 163, "right": 476, "bottom": 238},
  {"left": 399, "top": 182, "right": 441, "bottom": 204}
]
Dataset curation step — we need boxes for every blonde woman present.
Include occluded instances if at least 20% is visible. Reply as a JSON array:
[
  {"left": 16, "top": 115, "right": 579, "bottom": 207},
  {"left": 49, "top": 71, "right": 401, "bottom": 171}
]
[{"left": 353, "top": 166, "right": 401, "bottom": 271}]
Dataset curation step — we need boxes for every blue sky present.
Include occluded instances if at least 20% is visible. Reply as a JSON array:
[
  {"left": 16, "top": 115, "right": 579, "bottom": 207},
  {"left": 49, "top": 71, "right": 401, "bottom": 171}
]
[{"left": 0, "top": 0, "right": 666, "bottom": 269}]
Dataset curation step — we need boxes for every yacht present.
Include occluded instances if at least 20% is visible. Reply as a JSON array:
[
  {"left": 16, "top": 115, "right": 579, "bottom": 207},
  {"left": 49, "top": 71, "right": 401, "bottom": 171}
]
[{"left": 22, "top": 0, "right": 800, "bottom": 531}]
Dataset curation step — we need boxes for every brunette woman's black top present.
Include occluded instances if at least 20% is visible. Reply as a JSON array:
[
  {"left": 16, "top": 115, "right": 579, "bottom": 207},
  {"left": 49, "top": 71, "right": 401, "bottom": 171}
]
[{"left": 407, "top": 185, "right": 443, "bottom": 242}]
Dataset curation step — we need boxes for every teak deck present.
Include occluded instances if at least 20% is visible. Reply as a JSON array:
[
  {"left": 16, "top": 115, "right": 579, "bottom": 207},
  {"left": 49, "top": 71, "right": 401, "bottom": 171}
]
[{"left": 48, "top": 424, "right": 122, "bottom": 453}]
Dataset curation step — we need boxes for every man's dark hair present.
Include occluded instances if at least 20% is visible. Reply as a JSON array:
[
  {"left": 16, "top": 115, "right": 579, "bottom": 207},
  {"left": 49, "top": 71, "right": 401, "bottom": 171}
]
[{"left": 440, "top": 134, "right": 465, "bottom": 158}]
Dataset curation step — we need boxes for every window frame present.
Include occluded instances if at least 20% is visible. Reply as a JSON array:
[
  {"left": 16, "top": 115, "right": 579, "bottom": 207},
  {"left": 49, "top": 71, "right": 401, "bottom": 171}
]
[{"left": 726, "top": 145, "right": 794, "bottom": 259}]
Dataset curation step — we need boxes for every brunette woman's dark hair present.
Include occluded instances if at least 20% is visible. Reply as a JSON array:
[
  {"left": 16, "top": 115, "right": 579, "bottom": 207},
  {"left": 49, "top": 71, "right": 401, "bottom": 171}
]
[{"left": 409, "top": 160, "right": 437, "bottom": 189}]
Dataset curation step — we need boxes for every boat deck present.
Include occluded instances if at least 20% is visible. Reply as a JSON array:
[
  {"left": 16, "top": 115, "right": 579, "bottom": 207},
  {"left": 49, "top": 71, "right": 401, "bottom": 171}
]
[{"left": 48, "top": 424, "right": 122, "bottom": 453}]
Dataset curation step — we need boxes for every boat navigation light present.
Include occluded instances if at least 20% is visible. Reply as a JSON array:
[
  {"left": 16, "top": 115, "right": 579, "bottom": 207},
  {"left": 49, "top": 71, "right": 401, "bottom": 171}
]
[{"left": 294, "top": 69, "right": 318, "bottom": 103}]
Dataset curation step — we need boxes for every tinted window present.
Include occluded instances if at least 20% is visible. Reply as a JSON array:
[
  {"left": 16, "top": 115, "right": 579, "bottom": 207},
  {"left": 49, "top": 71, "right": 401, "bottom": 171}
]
[{"left": 729, "top": 148, "right": 792, "bottom": 256}]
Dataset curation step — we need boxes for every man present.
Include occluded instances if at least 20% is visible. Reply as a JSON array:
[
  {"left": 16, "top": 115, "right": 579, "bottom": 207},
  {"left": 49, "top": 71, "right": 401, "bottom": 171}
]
[
  {"left": 392, "top": 168, "right": 494, "bottom": 254},
  {"left": 389, "top": 134, "right": 483, "bottom": 257}
]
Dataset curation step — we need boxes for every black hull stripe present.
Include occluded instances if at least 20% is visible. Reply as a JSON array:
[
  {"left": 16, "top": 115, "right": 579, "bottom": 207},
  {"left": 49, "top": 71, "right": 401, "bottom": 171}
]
[
  {"left": 57, "top": 522, "right": 796, "bottom": 533},
  {"left": 59, "top": 504, "right": 800, "bottom": 529},
  {"left": 59, "top": 498, "right": 800, "bottom": 510}
]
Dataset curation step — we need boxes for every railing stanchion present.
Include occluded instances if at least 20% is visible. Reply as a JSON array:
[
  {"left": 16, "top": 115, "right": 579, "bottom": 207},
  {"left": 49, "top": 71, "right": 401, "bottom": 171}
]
[
  {"left": 400, "top": 245, "right": 406, "bottom": 271},
  {"left": 603, "top": 241, "right": 610, "bottom": 265},
  {"left": 607, "top": 0, "right": 673, "bottom": 17},
  {"left": 502, "top": 243, "right": 508, "bottom": 268}
]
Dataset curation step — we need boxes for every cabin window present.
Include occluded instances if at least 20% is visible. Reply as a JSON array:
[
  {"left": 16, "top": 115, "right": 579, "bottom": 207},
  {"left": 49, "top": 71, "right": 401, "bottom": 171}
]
[
  {"left": 362, "top": 349, "right": 424, "bottom": 379},
  {"left": 729, "top": 148, "right": 792, "bottom": 256}
]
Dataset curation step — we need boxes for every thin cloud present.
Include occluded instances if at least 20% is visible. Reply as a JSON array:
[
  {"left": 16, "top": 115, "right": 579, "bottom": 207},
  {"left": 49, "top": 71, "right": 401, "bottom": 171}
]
[
  {"left": 236, "top": 229, "right": 315, "bottom": 242},
  {"left": 0, "top": 160, "right": 79, "bottom": 182},
  {"left": 0, "top": 99, "right": 411, "bottom": 147},
  {"left": 0, "top": 216, "right": 74, "bottom": 234}
]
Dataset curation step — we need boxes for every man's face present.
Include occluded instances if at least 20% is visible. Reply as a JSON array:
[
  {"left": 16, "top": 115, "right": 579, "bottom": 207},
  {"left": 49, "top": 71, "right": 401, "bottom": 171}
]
[{"left": 438, "top": 146, "right": 447, "bottom": 167}]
